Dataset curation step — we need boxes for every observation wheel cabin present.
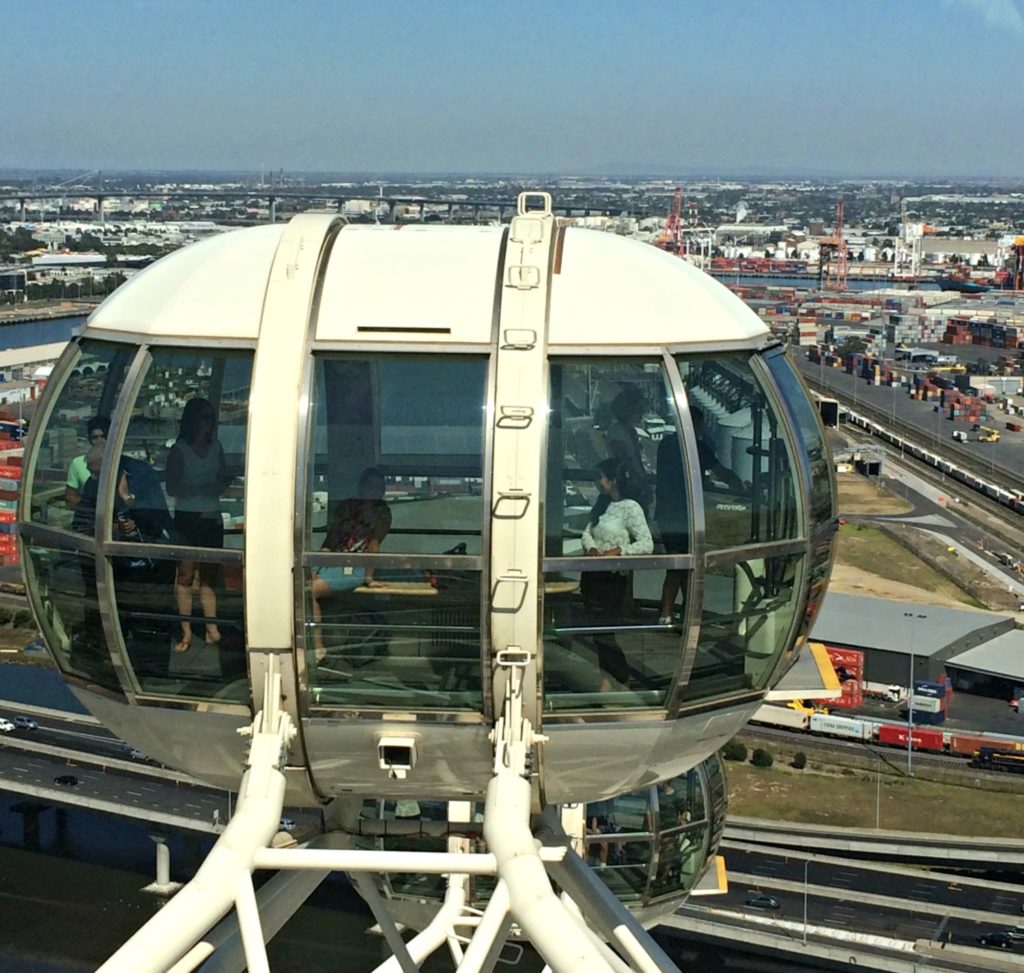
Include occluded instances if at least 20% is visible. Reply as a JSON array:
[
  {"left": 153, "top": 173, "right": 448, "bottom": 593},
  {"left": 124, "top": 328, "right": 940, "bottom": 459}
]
[{"left": 19, "top": 193, "right": 835, "bottom": 808}]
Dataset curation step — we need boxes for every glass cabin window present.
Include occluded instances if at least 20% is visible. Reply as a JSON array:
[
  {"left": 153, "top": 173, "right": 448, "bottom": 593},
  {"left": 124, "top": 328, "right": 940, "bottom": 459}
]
[
  {"left": 543, "top": 359, "right": 689, "bottom": 712},
  {"left": 680, "top": 553, "right": 804, "bottom": 704},
  {"left": 677, "top": 354, "right": 800, "bottom": 550},
  {"left": 304, "top": 354, "right": 488, "bottom": 711},
  {"left": 86, "top": 348, "right": 254, "bottom": 703},
  {"left": 117, "top": 348, "right": 253, "bottom": 549},
  {"left": 110, "top": 552, "right": 247, "bottom": 703},
  {"left": 28, "top": 341, "right": 135, "bottom": 532},
  {"left": 542, "top": 568, "right": 683, "bottom": 712},
  {"left": 545, "top": 360, "right": 686, "bottom": 556},
  {"left": 763, "top": 348, "right": 834, "bottom": 532},
  {"left": 649, "top": 823, "right": 709, "bottom": 900},
  {"left": 24, "top": 542, "right": 122, "bottom": 694}
]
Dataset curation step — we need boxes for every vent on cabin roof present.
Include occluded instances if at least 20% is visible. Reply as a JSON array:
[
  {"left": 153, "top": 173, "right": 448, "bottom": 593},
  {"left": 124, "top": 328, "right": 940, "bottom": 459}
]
[{"left": 356, "top": 325, "right": 452, "bottom": 334}]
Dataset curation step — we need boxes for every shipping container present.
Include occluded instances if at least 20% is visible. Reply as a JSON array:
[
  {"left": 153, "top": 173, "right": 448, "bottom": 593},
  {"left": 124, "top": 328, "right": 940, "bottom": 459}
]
[
  {"left": 948, "top": 733, "right": 1013, "bottom": 757},
  {"left": 876, "top": 724, "right": 944, "bottom": 751},
  {"left": 808, "top": 713, "right": 871, "bottom": 740},
  {"left": 751, "top": 704, "right": 809, "bottom": 731}
]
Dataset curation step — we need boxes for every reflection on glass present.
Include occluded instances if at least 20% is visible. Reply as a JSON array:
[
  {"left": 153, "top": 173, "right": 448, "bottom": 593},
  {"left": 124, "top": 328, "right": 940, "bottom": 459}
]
[
  {"left": 681, "top": 553, "right": 803, "bottom": 704},
  {"left": 303, "top": 354, "right": 487, "bottom": 710},
  {"left": 351, "top": 760, "right": 726, "bottom": 911},
  {"left": 764, "top": 349, "right": 834, "bottom": 531},
  {"left": 581, "top": 756, "right": 725, "bottom": 904},
  {"left": 355, "top": 799, "right": 471, "bottom": 901},
  {"left": 24, "top": 544, "right": 121, "bottom": 693},
  {"left": 29, "top": 341, "right": 135, "bottom": 530},
  {"left": 306, "top": 567, "right": 482, "bottom": 711},
  {"left": 306, "top": 355, "right": 487, "bottom": 555},
  {"left": 112, "top": 553, "right": 247, "bottom": 702},
  {"left": 649, "top": 823, "right": 709, "bottom": 899},
  {"left": 677, "top": 354, "right": 800, "bottom": 549},
  {"left": 543, "top": 569, "right": 686, "bottom": 712},
  {"left": 546, "top": 360, "right": 680, "bottom": 556},
  {"left": 120, "top": 348, "right": 253, "bottom": 550}
]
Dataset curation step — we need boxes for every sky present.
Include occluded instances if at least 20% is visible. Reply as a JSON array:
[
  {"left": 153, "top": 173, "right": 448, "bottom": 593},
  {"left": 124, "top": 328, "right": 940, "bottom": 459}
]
[{"left": 4, "top": 0, "right": 1024, "bottom": 178}]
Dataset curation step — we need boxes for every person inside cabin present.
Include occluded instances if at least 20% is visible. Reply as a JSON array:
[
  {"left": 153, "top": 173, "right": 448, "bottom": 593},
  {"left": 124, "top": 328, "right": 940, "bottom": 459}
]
[
  {"left": 66, "top": 415, "right": 110, "bottom": 509},
  {"left": 580, "top": 459, "right": 653, "bottom": 688},
  {"left": 604, "top": 387, "right": 653, "bottom": 513},
  {"left": 310, "top": 466, "right": 392, "bottom": 659},
  {"left": 689, "top": 405, "right": 748, "bottom": 494},
  {"left": 655, "top": 433, "right": 689, "bottom": 626},
  {"left": 166, "top": 398, "right": 232, "bottom": 653}
]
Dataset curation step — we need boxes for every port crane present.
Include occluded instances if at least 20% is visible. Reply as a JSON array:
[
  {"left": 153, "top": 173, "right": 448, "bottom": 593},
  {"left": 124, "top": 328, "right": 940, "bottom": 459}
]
[
  {"left": 818, "top": 197, "right": 848, "bottom": 291},
  {"left": 654, "top": 186, "right": 683, "bottom": 252}
]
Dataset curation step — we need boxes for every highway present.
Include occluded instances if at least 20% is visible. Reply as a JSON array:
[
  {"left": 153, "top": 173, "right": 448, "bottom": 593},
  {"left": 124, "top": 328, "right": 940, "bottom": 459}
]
[{"left": 4, "top": 703, "right": 1024, "bottom": 969}]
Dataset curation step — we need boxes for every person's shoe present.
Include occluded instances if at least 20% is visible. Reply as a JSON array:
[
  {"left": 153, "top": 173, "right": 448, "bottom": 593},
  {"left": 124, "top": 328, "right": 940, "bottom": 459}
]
[{"left": 658, "top": 615, "right": 673, "bottom": 626}]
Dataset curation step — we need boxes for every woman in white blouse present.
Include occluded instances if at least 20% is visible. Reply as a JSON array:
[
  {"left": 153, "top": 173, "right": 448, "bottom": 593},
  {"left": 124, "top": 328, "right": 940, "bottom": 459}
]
[
  {"left": 582, "top": 458, "right": 654, "bottom": 560},
  {"left": 580, "top": 459, "right": 653, "bottom": 688}
]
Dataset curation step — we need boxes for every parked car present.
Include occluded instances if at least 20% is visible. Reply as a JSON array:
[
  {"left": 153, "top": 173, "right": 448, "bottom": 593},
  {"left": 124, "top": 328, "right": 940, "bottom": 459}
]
[
  {"left": 977, "top": 931, "right": 1013, "bottom": 949},
  {"left": 0, "top": 718, "right": 14, "bottom": 733},
  {"left": 53, "top": 774, "right": 79, "bottom": 787},
  {"left": 745, "top": 893, "right": 780, "bottom": 910},
  {"left": 14, "top": 716, "right": 38, "bottom": 730}
]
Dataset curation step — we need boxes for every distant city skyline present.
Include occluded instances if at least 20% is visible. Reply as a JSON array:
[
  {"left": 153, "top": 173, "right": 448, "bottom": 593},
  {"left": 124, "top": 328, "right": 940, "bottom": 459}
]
[{"left": 5, "top": 0, "right": 1024, "bottom": 178}]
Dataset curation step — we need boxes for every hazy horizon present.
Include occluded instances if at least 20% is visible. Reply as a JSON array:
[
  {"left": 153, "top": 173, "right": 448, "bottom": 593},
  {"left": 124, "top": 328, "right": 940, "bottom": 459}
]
[{"left": 5, "top": 0, "right": 1024, "bottom": 179}]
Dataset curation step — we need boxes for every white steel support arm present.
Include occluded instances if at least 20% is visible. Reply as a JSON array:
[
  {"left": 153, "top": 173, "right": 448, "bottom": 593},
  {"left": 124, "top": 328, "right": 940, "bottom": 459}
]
[{"left": 97, "top": 666, "right": 295, "bottom": 973}]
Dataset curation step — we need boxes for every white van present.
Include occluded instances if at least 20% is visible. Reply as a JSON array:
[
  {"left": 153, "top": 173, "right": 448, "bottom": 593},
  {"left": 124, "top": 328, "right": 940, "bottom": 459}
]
[{"left": 0, "top": 718, "right": 14, "bottom": 733}]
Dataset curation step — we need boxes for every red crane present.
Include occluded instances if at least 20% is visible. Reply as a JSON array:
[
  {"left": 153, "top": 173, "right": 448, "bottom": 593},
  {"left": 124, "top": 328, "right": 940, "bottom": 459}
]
[{"left": 655, "top": 187, "right": 683, "bottom": 253}]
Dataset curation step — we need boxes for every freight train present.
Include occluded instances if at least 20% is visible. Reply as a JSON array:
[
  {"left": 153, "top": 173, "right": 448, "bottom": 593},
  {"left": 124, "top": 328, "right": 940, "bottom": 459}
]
[
  {"left": 970, "top": 747, "right": 1024, "bottom": 774},
  {"left": 751, "top": 704, "right": 1024, "bottom": 759},
  {"left": 841, "top": 405, "right": 1024, "bottom": 517}
]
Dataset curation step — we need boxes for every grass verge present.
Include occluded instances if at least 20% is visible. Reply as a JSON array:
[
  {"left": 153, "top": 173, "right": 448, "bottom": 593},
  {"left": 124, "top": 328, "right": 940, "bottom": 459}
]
[{"left": 727, "top": 759, "right": 1024, "bottom": 838}]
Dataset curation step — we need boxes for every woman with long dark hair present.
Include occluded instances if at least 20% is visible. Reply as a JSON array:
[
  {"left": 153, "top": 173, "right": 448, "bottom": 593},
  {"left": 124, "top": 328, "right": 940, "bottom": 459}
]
[
  {"left": 580, "top": 458, "right": 653, "bottom": 688},
  {"left": 166, "top": 397, "right": 230, "bottom": 652}
]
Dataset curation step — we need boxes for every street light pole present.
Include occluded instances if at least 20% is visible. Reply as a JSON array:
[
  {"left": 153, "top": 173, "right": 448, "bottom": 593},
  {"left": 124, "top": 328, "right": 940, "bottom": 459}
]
[
  {"left": 876, "top": 753, "right": 881, "bottom": 829},
  {"left": 904, "top": 611, "right": 926, "bottom": 776},
  {"left": 803, "top": 858, "right": 811, "bottom": 945}
]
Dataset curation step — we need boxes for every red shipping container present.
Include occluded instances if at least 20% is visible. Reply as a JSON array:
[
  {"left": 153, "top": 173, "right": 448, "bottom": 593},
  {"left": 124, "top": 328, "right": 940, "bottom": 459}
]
[
  {"left": 876, "top": 724, "right": 944, "bottom": 751},
  {"left": 0, "top": 466, "right": 22, "bottom": 480},
  {"left": 0, "top": 510, "right": 15, "bottom": 524},
  {"left": 948, "top": 733, "right": 1011, "bottom": 757},
  {"left": 819, "top": 645, "right": 864, "bottom": 709}
]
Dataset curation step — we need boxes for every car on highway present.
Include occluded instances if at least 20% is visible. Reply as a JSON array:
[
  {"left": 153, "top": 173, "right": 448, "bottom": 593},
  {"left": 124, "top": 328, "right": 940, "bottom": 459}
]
[
  {"left": 745, "top": 893, "right": 780, "bottom": 910},
  {"left": 127, "top": 748, "right": 148, "bottom": 761},
  {"left": 977, "top": 931, "right": 1013, "bottom": 949},
  {"left": 0, "top": 718, "right": 14, "bottom": 733},
  {"left": 53, "top": 774, "right": 79, "bottom": 787},
  {"left": 1006, "top": 925, "right": 1024, "bottom": 941},
  {"left": 14, "top": 716, "right": 38, "bottom": 730}
]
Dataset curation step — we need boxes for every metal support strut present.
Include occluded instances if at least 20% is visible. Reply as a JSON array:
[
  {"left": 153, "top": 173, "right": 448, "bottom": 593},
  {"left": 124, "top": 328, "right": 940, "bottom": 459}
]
[{"left": 94, "top": 655, "right": 680, "bottom": 973}]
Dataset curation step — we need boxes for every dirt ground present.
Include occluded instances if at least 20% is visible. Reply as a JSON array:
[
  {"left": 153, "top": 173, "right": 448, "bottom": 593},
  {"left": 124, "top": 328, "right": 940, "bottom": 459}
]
[
  {"left": 836, "top": 475, "right": 914, "bottom": 516},
  {"left": 830, "top": 473, "right": 1019, "bottom": 615},
  {"left": 827, "top": 562, "right": 972, "bottom": 608}
]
